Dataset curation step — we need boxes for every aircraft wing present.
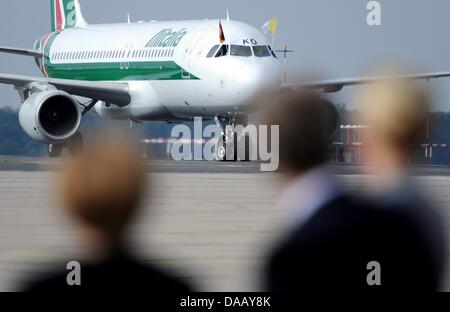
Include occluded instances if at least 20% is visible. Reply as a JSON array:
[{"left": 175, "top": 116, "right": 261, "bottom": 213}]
[
  {"left": 0, "top": 73, "right": 131, "bottom": 106},
  {"left": 0, "top": 46, "right": 42, "bottom": 57},
  {"left": 283, "top": 71, "right": 450, "bottom": 93}
]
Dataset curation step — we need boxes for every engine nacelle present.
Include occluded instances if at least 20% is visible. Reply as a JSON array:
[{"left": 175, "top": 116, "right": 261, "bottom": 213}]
[{"left": 19, "top": 90, "right": 81, "bottom": 143}]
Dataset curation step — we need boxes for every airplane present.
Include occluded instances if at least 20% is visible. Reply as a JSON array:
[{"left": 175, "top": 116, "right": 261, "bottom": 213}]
[{"left": 1, "top": 0, "right": 450, "bottom": 158}]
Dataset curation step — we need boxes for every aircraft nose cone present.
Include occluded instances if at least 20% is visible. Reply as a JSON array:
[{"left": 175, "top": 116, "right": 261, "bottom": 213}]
[
  {"left": 234, "top": 60, "right": 282, "bottom": 103},
  {"left": 236, "top": 61, "right": 281, "bottom": 87}
]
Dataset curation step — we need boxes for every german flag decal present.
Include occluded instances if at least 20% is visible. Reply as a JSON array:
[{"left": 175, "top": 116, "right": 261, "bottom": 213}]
[{"left": 219, "top": 20, "right": 226, "bottom": 44}]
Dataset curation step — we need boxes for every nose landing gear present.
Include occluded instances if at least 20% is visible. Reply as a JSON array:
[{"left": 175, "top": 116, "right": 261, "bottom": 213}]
[{"left": 214, "top": 114, "right": 250, "bottom": 162}]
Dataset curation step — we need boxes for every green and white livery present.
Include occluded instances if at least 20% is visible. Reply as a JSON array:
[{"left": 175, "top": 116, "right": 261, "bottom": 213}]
[{"left": 0, "top": 0, "right": 449, "bottom": 158}]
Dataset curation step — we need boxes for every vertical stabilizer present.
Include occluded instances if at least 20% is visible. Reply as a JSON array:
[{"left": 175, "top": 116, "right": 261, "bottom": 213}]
[{"left": 50, "top": 0, "right": 87, "bottom": 32}]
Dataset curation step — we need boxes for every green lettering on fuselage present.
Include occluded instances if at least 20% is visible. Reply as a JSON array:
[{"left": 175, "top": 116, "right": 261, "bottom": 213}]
[{"left": 146, "top": 28, "right": 188, "bottom": 48}]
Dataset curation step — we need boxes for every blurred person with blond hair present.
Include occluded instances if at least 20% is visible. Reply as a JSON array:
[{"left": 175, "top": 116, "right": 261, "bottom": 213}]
[
  {"left": 23, "top": 134, "right": 191, "bottom": 292},
  {"left": 358, "top": 78, "right": 446, "bottom": 289}
]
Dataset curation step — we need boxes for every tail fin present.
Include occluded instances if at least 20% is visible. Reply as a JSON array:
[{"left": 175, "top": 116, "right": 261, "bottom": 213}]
[{"left": 50, "top": 0, "right": 87, "bottom": 32}]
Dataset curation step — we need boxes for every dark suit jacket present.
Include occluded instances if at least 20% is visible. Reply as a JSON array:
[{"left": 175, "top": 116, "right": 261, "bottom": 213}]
[
  {"left": 267, "top": 196, "right": 437, "bottom": 291},
  {"left": 24, "top": 251, "right": 191, "bottom": 292}
]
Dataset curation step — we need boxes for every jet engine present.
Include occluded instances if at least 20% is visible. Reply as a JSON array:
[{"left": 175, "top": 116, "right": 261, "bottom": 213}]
[{"left": 19, "top": 90, "right": 81, "bottom": 143}]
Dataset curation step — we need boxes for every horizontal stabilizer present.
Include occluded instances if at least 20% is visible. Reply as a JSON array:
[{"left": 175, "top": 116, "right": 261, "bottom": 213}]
[{"left": 0, "top": 46, "right": 42, "bottom": 57}]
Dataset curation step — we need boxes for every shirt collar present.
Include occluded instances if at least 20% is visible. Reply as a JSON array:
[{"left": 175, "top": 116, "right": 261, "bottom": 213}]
[{"left": 279, "top": 165, "right": 341, "bottom": 230}]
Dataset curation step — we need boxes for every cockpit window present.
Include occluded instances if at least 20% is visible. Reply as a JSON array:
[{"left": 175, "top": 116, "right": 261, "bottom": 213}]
[
  {"left": 207, "top": 45, "right": 220, "bottom": 58},
  {"left": 268, "top": 46, "right": 277, "bottom": 58},
  {"left": 215, "top": 45, "right": 229, "bottom": 57},
  {"left": 230, "top": 45, "right": 252, "bottom": 57},
  {"left": 253, "top": 46, "right": 271, "bottom": 57}
]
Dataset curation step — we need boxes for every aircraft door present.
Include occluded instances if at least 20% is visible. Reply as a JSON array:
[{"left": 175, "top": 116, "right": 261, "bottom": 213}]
[{"left": 120, "top": 45, "right": 133, "bottom": 70}]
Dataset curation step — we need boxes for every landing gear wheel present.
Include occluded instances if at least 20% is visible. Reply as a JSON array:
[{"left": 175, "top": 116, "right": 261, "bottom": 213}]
[
  {"left": 67, "top": 132, "right": 83, "bottom": 156},
  {"left": 216, "top": 146, "right": 226, "bottom": 160},
  {"left": 48, "top": 144, "right": 63, "bottom": 158}
]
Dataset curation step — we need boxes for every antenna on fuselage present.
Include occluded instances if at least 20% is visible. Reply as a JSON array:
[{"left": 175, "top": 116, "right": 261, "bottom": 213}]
[
  {"left": 226, "top": 10, "right": 230, "bottom": 21},
  {"left": 127, "top": 13, "right": 131, "bottom": 24},
  {"left": 276, "top": 45, "right": 295, "bottom": 83}
]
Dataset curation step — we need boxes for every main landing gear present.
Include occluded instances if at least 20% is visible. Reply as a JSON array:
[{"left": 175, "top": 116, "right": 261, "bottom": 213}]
[{"left": 47, "top": 131, "right": 84, "bottom": 158}]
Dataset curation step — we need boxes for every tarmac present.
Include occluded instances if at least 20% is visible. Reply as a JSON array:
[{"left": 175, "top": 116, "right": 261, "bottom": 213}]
[{"left": 0, "top": 157, "right": 449, "bottom": 291}]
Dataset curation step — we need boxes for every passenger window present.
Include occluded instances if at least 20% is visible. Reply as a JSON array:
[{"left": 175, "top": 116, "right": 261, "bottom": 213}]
[
  {"left": 215, "top": 45, "right": 229, "bottom": 57},
  {"left": 207, "top": 45, "right": 220, "bottom": 58},
  {"left": 253, "top": 46, "right": 271, "bottom": 57},
  {"left": 230, "top": 45, "right": 252, "bottom": 57}
]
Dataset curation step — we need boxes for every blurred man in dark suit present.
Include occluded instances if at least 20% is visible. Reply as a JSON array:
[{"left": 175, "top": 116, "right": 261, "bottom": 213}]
[
  {"left": 24, "top": 134, "right": 191, "bottom": 292},
  {"left": 264, "top": 90, "right": 439, "bottom": 291}
]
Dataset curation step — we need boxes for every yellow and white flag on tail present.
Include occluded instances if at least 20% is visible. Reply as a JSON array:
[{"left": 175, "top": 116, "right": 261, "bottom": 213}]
[{"left": 261, "top": 18, "right": 278, "bottom": 46}]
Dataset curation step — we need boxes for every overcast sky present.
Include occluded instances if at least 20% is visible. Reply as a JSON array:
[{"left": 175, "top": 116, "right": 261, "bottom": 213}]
[{"left": 1, "top": 0, "right": 450, "bottom": 110}]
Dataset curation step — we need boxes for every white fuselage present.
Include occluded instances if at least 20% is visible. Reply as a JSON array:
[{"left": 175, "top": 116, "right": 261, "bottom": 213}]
[{"left": 40, "top": 19, "right": 282, "bottom": 121}]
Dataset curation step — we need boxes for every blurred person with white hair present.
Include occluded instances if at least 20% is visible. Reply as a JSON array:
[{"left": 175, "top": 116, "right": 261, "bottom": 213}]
[{"left": 358, "top": 78, "right": 446, "bottom": 289}]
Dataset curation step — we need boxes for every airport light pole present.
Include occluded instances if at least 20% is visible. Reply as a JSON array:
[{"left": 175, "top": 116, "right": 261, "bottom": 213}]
[{"left": 276, "top": 45, "right": 294, "bottom": 83}]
